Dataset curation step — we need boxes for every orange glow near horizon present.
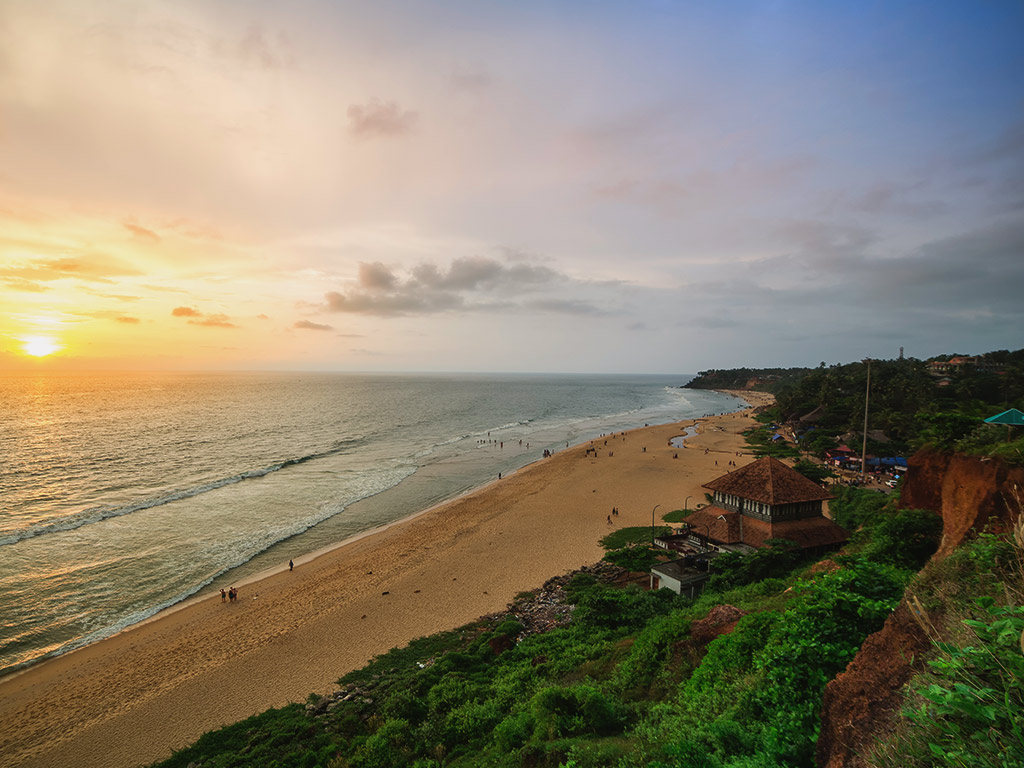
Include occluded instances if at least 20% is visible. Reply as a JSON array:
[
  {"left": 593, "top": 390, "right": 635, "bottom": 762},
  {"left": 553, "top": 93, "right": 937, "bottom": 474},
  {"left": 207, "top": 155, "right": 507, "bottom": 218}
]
[{"left": 21, "top": 336, "right": 63, "bottom": 358}]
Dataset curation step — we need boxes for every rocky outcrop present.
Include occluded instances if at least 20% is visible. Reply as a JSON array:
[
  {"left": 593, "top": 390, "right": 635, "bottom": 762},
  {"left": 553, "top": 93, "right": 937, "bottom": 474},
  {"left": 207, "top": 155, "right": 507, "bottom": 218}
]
[
  {"left": 902, "top": 449, "right": 1024, "bottom": 556},
  {"left": 688, "top": 604, "right": 746, "bottom": 647},
  {"left": 815, "top": 602, "right": 932, "bottom": 768}
]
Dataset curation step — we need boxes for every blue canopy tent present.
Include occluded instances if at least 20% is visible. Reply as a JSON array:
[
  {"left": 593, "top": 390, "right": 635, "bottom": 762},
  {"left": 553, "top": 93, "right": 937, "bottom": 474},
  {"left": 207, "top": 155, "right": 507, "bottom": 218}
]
[
  {"left": 984, "top": 408, "right": 1024, "bottom": 440},
  {"left": 866, "top": 457, "right": 907, "bottom": 468}
]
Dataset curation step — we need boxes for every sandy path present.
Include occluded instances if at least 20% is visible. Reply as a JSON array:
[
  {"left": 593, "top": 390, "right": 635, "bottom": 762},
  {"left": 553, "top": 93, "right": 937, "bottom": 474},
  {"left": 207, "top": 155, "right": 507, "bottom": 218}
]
[{"left": 0, "top": 391, "right": 771, "bottom": 768}]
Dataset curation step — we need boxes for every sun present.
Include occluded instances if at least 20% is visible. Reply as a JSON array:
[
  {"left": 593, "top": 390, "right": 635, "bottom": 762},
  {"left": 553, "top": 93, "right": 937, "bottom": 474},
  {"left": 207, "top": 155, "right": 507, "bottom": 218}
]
[{"left": 21, "top": 336, "right": 63, "bottom": 357}]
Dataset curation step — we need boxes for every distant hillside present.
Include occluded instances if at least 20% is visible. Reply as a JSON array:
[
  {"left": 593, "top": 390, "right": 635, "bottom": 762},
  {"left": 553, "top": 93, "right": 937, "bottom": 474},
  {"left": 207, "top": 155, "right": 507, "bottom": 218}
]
[
  {"left": 684, "top": 366, "right": 812, "bottom": 394},
  {"left": 691, "top": 351, "right": 1024, "bottom": 463}
]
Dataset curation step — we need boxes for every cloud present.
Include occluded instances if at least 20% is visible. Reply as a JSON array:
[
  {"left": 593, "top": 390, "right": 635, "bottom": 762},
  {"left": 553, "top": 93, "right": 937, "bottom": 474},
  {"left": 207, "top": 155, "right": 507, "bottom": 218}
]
[
  {"left": 526, "top": 298, "right": 607, "bottom": 316},
  {"left": 325, "top": 289, "right": 463, "bottom": 316},
  {"left": 347, "top": 100, "right": 418, "bottom": 138},
  {"left": 0, "top": 254, "right": 141, "bottom": 285},
  {"left": 235, "top": 24, "right": 294, "bottom": 70},
  {"left": 294, "top": 319, "right": 333, "bottom": 331},
  {"left": 322, "top": 255, "right": 572, "bottom": 317},
  {"left": 822, "top": 182, "right": 950, "bottom": 219},
  {"left": 451, "top": 65, "right": 494, "bottom": 91},
  {"left": 115, "top": 316, "right": 140, "bottom": 324},
  {"left": 358, "top": 261, "right": 398, "bottom": 290},
  {"left": 123, "top": 221, "right": 161, "bottom": 242},
  {"left": 2, "top": 277, "right": 48, "bottom": 292},
  {"left": 171, "top": 306, "right": 237, "bottom": 328},
  {"left": 188, "top": 314, "right": 236, "bottom": 328}
]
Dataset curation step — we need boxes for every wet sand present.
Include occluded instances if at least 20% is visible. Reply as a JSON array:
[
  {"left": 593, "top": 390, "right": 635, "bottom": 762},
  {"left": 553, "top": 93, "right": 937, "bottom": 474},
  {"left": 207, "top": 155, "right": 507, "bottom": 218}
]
[{"left": 0, "top": 390, "right": 773, "bottom": 768}]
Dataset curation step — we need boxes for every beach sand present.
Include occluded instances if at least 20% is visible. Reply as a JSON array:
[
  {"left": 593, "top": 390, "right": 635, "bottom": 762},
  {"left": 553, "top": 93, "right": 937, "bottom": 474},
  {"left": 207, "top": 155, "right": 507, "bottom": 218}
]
[{"left": 0, "top": 390, "right": 773, "bottom": 768}]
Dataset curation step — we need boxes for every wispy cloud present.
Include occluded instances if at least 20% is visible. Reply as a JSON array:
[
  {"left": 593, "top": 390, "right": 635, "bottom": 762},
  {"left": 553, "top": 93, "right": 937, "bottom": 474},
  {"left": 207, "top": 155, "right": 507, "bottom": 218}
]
[
  {"left": 171, "top": 306, "right": 237, "bottom": 328},
  {"left": 347, "top": 100, "right": 418, "bottom": 138},
  {"left": 0, "top": 254, "right": 141, "bottom": 284},
  {"left": 294, "top": 319, "right": 333, "bottom": 331},
  {"left": 189, "top": 313, "right": 236, "bottom": 328},
  {"left": 123, "top": 221, "right": 161, "bottom": 242}
]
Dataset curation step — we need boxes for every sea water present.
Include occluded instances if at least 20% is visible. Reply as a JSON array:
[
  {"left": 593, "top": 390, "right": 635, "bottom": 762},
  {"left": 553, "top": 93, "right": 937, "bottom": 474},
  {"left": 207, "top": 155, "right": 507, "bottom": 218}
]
[{"left": 0, "top": 372, "right": 743, "bottom": 675}]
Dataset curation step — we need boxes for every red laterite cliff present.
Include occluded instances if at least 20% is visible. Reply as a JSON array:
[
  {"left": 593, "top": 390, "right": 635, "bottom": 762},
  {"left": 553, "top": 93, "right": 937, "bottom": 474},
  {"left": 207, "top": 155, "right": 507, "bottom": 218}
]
[{"left": 815, "top": 450, "right": 1022, "bottom": 768}]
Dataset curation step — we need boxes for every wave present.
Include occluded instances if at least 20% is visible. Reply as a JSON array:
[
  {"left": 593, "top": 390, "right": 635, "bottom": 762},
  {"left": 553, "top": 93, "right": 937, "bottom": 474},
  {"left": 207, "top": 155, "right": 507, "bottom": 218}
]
[
  {"left": 0, "top": 439, "right": 365, "bottom": 547},
  {"left": 410, "top": 419, "right": 536, "bottom": 459},
  {"left": 0, "top": 461, "right": 416, "bottom": 677}
]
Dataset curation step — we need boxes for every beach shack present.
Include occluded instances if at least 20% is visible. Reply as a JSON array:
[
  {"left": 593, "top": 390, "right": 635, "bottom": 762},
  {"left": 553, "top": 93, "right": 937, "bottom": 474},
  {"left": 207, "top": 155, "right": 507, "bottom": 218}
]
[
  {"left": 679, "top": 456, "right": 848, "bottom": 557},
  {"left": 650, "top": 558, "right": 711, "bottom": 598}
]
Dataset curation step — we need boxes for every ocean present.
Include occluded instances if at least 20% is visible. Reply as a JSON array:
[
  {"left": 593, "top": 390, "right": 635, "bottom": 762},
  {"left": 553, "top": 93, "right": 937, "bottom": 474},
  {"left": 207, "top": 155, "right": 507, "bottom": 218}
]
[{"left": 0, "top": 372, "right": 743, "bottom": 676}]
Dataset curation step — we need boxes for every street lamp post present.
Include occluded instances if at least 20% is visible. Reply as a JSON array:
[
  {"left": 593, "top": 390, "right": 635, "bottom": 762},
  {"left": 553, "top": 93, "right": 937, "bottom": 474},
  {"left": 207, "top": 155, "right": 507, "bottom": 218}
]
[
  {"left": 651, "top": 504, "right": 661, "bottom": 546},
  {"left": 684, "top": 495, "right": 692, "bottom": 512},
  {"left": 861, "top": 358, "right": 872, "bottom": 484}
]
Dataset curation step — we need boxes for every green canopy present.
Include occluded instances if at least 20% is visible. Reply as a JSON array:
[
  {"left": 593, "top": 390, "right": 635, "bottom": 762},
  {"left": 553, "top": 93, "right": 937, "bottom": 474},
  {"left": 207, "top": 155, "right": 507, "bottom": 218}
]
[{"left": 984, "top": 408, "right": 1024, "bottom": 426}]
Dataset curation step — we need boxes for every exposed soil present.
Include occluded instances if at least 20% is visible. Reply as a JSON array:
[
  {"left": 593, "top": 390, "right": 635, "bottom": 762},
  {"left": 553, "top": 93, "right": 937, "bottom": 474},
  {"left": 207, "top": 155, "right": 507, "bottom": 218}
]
[
  {"left": 816, "top": 602, "right": 932, "bottom": 768},
  {"left": 816, "top": 449, "right": 1022, "bottom": 767},
  {"left": 902, "top": 449, "right": 1024, "bottom": 556}
]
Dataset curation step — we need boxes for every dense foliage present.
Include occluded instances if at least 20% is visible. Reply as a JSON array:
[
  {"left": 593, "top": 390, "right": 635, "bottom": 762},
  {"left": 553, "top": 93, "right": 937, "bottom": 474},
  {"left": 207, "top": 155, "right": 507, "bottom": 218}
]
[
  {"left": 864, "top": 532, "right": 1024, "bottom": 768},
  {"left": 682, "top": 367, "right": 811, "bottom": 395},
  {"left": 687, "top": 349, "right": 1024, "bottom": 463}
]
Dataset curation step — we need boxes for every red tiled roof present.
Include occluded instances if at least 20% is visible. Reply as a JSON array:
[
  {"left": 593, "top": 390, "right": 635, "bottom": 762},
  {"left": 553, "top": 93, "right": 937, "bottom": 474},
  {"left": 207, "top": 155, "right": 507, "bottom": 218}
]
[
  {"left": 682, "top": 506, "right": 848, "bottom": 551},
  {"left": 681, "top": 506, "right": 741, "bottom": 544},
  {"left": 703, "top": 456, "right": 833, "bottom": 505}
]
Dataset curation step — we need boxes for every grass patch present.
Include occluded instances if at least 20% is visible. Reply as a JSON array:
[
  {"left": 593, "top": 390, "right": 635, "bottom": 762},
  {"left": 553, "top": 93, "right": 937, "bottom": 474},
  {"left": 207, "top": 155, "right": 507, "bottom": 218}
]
[{"left": 600, "top": 526, "right": 671, "bottom": 551}]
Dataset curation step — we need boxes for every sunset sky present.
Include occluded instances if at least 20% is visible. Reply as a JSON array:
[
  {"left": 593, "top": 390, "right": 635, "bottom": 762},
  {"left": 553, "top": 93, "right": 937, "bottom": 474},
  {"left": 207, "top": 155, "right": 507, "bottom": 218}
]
[{"left": 2, "top": 1, "right": 1022, "bottom": 373}]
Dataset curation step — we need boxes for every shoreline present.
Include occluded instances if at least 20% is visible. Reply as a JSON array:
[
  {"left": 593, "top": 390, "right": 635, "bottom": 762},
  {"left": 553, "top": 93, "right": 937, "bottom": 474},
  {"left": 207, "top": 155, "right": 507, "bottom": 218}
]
[
  {"left": 3, "top": 388, "right": 752, "bottom": 684},
  {"left": 0, "top": 391, "right": 772, "bottom": 768}
]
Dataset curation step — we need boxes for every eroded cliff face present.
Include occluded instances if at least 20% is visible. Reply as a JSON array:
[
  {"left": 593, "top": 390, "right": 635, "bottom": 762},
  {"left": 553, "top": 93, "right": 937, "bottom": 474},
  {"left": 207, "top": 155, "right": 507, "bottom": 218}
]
[
  {"left": 902, "top": 449, "right": 1024, "bottom": 556},
  {"left": 816, "top": 603, "right": 931, "bottom": 768},
  {"left": 815, "top": 450, "right": 1022, "bottom": 768}
]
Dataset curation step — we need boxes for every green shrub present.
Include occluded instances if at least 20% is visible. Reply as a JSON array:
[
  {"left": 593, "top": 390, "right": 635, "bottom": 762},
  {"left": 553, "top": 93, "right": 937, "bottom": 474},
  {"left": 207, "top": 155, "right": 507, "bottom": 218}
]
[
  {"left": 528, "top": 684, "right": 628, "bottom": 740},
  {"left": 751, "top": 558, "right": 907, "bottom": 765},
  {"left": 862, "top": 508, "right": 942, "bottom": 571},
  {"left": 603, "top": 545, "right": 658, "bottom": 573},
  {"left": 706, "top": 540, "right": 800, "bottom": 591},
  {"left": 903, "top": 599, "right": 1024, "bottom": 767},
  {"left": 828, "top": 485, "right": 889, "bottom": 532},
  {"left": 600, "top": 526, "right": 671, "bottom": 550},
  {"left": 611, "top": 609, "right": 693, "bottom": 695},
  {"left": 791, "top": 459, "right": 834, "bottom": 484},
  {"left": 493, "top": 707, "right": 535, "bottom": 752},
  {"left": 350, "top": 718, "right": 413, "bottom": 768},
  {"left": 573, "top": 585, "right": 683, "bottom": 632}
]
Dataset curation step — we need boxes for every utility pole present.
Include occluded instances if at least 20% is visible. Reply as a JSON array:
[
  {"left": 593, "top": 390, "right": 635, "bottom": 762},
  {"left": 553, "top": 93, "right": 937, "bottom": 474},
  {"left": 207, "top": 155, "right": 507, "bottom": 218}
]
[{"left": 861, "top": 358, "right": 871, "bottom": 484}]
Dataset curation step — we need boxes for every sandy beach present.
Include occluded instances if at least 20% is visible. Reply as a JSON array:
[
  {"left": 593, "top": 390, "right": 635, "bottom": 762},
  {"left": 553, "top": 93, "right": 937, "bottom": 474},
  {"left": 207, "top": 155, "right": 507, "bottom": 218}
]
[{"left": 0, "top": 390, "right": 773, "bottom": 768}]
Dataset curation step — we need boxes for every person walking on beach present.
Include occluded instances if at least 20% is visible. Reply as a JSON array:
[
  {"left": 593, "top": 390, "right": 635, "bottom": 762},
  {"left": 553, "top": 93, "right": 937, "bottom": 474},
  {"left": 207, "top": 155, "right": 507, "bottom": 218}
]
[
  {"left": 220, "top": 588, "right": 226, "bottom": 602},
  {"left": 289, "top": 559, "right": 294, "bottom": 571}
]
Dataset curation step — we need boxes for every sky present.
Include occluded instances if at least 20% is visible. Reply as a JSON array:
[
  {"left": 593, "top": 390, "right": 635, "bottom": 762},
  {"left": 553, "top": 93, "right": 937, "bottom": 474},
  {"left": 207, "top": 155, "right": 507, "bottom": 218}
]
[{"left": 1, "top": 0, "right": 1023, "bottom": 374}]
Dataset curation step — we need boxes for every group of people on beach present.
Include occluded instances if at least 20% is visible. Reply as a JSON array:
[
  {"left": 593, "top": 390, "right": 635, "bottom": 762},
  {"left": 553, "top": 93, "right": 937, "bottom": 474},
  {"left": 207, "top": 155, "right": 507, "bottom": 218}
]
[{"left": 220, "top": 587, "right": 239, "bottom": 602}]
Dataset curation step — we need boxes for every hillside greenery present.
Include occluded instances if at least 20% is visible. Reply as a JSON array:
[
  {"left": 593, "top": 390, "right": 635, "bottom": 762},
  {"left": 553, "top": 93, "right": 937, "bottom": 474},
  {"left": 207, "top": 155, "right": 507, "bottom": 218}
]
[
  {"left": 145, "top": 487, "right": 1018, "bottom": 768},
  {"left": 688, "top": 349, "right": 1024, "bottom": 463}
]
